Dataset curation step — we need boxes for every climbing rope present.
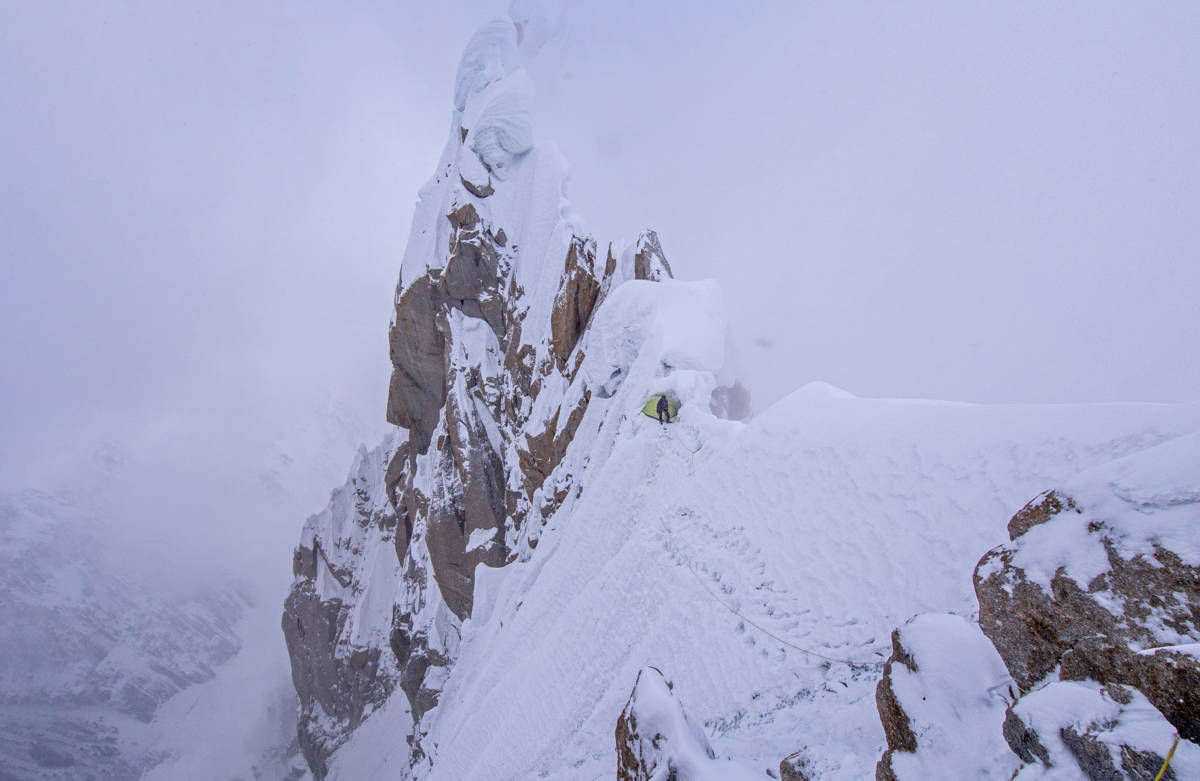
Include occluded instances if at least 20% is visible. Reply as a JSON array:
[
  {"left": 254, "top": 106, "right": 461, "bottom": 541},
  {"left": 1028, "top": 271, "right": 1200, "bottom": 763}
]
[
  {"left": 684, "top": 563, "right": 887, "bottom": 667},
  {"left": 1153, "top": 734, "right": 1180, "bottom": 781}
]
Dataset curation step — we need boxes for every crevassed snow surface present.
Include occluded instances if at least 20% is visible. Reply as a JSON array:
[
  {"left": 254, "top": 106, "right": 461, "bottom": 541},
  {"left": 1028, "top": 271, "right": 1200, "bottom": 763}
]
[{"left": 330, "top": 318, "right": 1200, "bottom": 779}]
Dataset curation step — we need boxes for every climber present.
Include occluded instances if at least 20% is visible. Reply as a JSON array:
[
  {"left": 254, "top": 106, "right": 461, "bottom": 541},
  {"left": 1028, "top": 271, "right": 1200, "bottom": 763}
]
[{"left": 656, "top": 394, "right": 671, "bottom": 424}]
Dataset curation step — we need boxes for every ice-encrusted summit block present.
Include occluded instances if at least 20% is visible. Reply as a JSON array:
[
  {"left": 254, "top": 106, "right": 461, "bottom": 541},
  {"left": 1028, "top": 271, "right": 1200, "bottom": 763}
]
[{"left": 283, "top": 14, "right": 681, "bottom": 777}]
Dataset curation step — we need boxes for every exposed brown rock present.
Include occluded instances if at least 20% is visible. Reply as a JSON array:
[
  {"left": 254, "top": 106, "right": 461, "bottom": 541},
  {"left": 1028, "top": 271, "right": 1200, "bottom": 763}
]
[
  {"left": 875, "top": 629, "right": 918, "bottom": 780},
  {"left": 421, "top": 384, "right": 508, "bottom": 620},
  {"left": 616, "top": 666, "right": 714, "bottom": 781},
  {"left": 384, "top": 441, "right": 412, "bottom": 559},
  {"left": 282, "top": 439, "right": 405, "bottom": 779},
  {"left": 1005, "top": 681, "right": 1185, "bottom": 780},
  {"left": 1060, "top": 637, "right": 1200, "bottom": 742},
  {"left": 1006, "top": 489, "right": 1077, "bottom": 540},
  {"left": 633, "top": 230, "right": 673, "bottom": 281},
  {"left": 976, "top": 493, "right": 1200, "bottom": 740},
  {"left": 871, "top": 613, "right": 1019, "bottom": 780},
  {"left": 443, "top": 204, "right": 500, "bottom": 313},
  {"left": 369, "top": 168, "right": 680, "bottom": 769},
  {"left": 460, "top": 173, "right": 494, "bottom": 198},
  {"left": 1001, "top": 706, "right": 1050, "bottom": 766},
  {"left": 283, "top": 582, "right": 392, "bottom": 779},
  {"left": 386, "top": 274, "right": 448, "bottom": 453},
  {"left": 779, "top": 750, "right": 812, "bottom": 781},
  {"left": 548, "top": 237, "right": 600, "bottom": 373},
  {"left": 388, "top": 551, "right": 449, "bottom": 730}
]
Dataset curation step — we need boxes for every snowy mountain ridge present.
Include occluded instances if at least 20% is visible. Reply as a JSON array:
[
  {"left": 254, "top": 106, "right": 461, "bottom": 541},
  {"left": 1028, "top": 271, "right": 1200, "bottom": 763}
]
[
  {"left": 282, "top": 9, "right": 1200, "bottom": 781},
  {"left": 283, "top": 13, "right": 686, "bottom": 776}
]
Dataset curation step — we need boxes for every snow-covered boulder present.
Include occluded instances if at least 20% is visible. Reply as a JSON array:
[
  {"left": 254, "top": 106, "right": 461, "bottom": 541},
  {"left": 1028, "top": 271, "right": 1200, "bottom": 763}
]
[
  {"left": 1006, "top": 680, "right": 1199, "bottom": 780},
  {"left": 285, "top": 8, "right": 706, "bottom": 774},
  {"left": 974, "top": 433, "right": 1200, "bottom": 742},
  {"left": 874, "top": 613, "right": 1020, "bottom": 780},
  {"left": 615, "top": 666, "right": 716, "bottom": 781}
]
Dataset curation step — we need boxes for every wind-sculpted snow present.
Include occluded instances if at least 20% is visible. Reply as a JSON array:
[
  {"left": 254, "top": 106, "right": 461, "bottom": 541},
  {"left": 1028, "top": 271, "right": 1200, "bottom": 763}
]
[
  {"left": 874, "top": 614, "right": 1020, "bottom": 779},
  {"left": 286, "top": 7, "right": 1200, "bottom": 779},
  {"left": 453, "top": 20, "right": 520, "bottom": 114},
  {"left": 287, "top": 9, "right": 691, "bottom": 775},
  {"left": 326, "top": 365, "right": 1200, "bottom": 779},
  {"left": 306, "top": 143, "right": 1200, "bottom": 775},
  {"left": 615, "top": 665, "right": 760, "bottom": 781}
]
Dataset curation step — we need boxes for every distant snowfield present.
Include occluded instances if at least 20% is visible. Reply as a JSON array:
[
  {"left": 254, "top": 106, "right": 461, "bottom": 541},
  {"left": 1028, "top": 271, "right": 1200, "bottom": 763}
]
[
  {"left": 141, "top": 598, "right": 301, "bottom": 781},
  {"left": 330, "top": 379, "right": 1200, "bottom": 779}
]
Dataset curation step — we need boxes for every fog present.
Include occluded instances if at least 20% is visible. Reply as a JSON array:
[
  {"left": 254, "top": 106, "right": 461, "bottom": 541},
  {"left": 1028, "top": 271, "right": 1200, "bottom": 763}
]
[{"left": 2, "top": 1, "right": 1198, "bottom": 593}]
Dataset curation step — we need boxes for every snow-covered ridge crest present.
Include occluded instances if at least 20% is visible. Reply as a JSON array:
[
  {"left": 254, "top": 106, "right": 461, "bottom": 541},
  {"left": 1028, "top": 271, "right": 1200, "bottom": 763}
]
[
  {"left": 284, "top": 8, "right": 706, "bottom": 776},
  {"left": 290, "top": 9, "right": 1200, "bottom": 780}
]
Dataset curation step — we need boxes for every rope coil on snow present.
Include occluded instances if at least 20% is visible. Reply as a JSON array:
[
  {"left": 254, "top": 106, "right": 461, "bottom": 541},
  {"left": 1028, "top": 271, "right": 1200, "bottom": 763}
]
[{"left": 684, "top": 563, "right": 887, "bottom": 667}]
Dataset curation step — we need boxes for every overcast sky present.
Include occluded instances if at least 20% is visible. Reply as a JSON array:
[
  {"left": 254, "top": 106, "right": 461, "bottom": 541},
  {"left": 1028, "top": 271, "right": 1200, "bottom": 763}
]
[{"left": 2, "top": 2, "right": 1198, "bottom": 581}]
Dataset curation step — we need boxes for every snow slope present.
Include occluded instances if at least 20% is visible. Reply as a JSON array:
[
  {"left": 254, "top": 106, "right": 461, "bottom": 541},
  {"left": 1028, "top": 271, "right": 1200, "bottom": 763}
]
[
  {"left": 328, "top": 305, "right": 1200, "bottom": 779},
  {"left": 303, "top": 9, "right": 1200, "bottom": 778}
]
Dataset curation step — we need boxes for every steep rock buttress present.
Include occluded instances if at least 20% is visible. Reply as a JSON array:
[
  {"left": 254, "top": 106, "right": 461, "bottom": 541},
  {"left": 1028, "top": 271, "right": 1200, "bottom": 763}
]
[{"left": 282, "top": 16, "right": 680, "bottom": 777}]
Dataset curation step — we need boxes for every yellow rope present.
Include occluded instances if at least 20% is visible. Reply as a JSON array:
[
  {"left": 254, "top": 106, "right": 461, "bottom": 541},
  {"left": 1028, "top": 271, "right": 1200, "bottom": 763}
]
[
  {"left": 1154, "top": 734, "right": 1180, "bottom": 781},
  {"left": 684, "top": 563, "right": 886, "bottom": 667}
]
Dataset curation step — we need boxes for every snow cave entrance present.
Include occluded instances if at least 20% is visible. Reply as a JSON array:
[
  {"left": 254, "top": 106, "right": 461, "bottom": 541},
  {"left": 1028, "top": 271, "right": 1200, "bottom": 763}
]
[{"left": 641, "top": 393, "right": 680, "bottom": 422}]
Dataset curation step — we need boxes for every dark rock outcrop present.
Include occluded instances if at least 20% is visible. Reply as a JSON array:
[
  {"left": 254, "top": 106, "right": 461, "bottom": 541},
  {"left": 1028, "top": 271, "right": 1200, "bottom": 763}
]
[
  {"left": 975, "top": 483, "right": 1200, "bottom": 740},
  {"left": 282, "top": 441, "right": 402, "bottom": 777},
  {"left": 549, "top": 237, "right": 601, "bottom": 374},
  {"left": 779, "top": 751, "right": 812, "bottom": 781},
  {"left": 873, "top": 614, "right": 1017, "bottom": 780},
  {"left": 285, "top": 14, "right": 720, "bottom": 778},
  {"left": 875, "top": 632, "right": 918, "bottom": 781},
  {"left": 871, "top": 436, "right": 1200, "bottom": 779},
  {"left": 632, "top": 230, "right": 673, "bottom": 281},
  {"left": 283, "top": 583, "right": 391, "bottom": 778},
  {"left": 616, "top": 666, "right": 715, "bottom": 781},
  {"left": 1005, "top": 681, "right": 1186, "bottom": 779}
]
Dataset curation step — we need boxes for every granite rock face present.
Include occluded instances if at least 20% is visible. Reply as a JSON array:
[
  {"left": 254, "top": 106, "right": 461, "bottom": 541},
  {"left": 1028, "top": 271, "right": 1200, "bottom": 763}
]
[
  {"left": 1004, "top": 681, "right": 1198, "bottom": 779},
  {"left": 975, "top": 464, "right": 1200, "bottom": 742},
  {"left": 871, "top": 434, "right": 1200, "bottom": 779},
  {"left": 284, "top": 15, "right": 683, "bottom": 777},
  {"left": 282, "top": 440, "right": 403, "bottom": 778}
]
